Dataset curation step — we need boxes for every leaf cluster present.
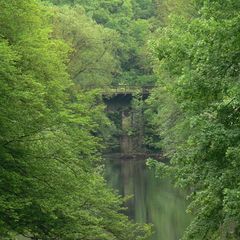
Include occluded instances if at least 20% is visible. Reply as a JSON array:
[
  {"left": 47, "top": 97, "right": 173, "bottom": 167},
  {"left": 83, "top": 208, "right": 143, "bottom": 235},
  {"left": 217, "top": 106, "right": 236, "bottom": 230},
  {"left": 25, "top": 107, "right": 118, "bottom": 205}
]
[{"left": 147, "top": 0, "right": 240, "bottom": 239}]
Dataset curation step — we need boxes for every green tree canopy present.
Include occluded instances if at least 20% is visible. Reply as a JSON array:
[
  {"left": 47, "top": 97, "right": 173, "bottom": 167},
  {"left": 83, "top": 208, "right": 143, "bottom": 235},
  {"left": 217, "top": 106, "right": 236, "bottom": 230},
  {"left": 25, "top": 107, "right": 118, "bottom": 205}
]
[
  {"left": 147, "top": 0, "right": 240, "bottom": 239},
  {"left": 48, "top": 0, "right": 157, "bottom": 86},
  {"left": 0, "top": 0, "right": 152, "bottom": 239},
  {"left": 50, "top": 4, "right": 119, "bottom": 88}
]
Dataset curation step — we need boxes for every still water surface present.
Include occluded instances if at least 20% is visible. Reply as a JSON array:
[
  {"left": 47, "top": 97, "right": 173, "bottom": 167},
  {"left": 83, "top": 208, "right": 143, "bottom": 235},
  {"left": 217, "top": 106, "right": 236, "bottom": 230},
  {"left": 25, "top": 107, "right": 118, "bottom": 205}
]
[{"left": 105, "top": 156, "right": 191, "bottom": 240}]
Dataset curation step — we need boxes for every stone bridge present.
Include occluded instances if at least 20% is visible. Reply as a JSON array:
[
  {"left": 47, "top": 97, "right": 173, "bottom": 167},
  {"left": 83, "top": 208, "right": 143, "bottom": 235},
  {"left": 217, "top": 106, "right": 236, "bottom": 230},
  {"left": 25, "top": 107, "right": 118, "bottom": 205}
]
[
  {"left": 101, "top": 84, "right": 155, "bottom": 156},
  {"left": 102, "top": 84, "right": 153, "bottom": 96}
]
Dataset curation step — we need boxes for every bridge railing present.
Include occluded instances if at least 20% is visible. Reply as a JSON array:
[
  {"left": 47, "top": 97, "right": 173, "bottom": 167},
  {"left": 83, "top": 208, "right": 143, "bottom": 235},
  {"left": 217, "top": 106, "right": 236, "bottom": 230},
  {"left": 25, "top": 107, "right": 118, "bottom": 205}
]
[{"left": 101, "top": 84, "right": 155, "bottom": 95}]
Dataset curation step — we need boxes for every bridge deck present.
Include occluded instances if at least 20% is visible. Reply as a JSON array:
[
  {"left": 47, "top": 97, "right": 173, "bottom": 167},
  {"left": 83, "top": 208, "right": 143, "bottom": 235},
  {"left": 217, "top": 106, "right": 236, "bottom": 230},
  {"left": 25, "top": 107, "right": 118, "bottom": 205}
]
[{"left": 101, "top": 85, "right": 154, "bottom": 96}]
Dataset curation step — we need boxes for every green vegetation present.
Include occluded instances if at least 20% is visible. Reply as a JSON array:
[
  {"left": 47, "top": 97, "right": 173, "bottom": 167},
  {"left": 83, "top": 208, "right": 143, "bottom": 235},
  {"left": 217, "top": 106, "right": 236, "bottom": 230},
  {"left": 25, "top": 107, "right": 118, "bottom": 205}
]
[
  {"left": 1, "top": 0, "right": 240, "bottom": 239},
  {"left": 50, "top": 4, "right": 119, "bottom": 87},
  {"left": 48, "top": 0, "right": 157, "bottom": 86},
  {"left": 0, "top": 0, "right": 151, "bottom": 239},
  {"left": 147, "top": 0, "right": 240, "bottom": 239}
]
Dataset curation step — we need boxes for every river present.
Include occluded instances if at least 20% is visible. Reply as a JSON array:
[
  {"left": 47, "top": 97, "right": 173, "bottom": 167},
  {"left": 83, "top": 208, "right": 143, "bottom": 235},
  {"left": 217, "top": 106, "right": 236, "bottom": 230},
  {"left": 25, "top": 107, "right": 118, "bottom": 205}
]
[{"left": 105, "top": 155, "right": 191, "bottom": 240}]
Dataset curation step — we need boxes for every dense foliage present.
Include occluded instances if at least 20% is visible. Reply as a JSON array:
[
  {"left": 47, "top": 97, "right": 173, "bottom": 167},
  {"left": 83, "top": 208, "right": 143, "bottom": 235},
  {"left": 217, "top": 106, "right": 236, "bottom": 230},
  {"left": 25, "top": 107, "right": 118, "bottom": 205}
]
[
  {"left": 0, "top": 0, "right": 151, "bottom": 239},
  {"left": 2, "top": 0, "right": 240, "bottom": 239},
  {"left": 48, "top": 0, "right": 157, "bottom": 86},
  {"left": 50, "top": 4, "right": 119, "bottom": 87},
  {"left": 147, "top": 0, "right": 240, "bottom": 239}
]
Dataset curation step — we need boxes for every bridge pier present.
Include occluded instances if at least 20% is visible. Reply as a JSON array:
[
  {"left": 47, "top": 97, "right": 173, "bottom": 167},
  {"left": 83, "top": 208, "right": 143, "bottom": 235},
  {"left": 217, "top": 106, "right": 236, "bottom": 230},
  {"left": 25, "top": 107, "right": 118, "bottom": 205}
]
[
  {"left": 120, "top": 111, "right": 134, "bottom": 154},
  {"left": 103, "top": 91, "right": 147, "bottom": 155}
]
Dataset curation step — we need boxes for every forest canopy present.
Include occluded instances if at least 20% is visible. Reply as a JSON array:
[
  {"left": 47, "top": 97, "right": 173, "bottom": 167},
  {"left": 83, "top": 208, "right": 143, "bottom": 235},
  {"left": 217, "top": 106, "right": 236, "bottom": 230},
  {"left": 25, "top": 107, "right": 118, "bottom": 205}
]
[
  {"left": 147, "top": 0, "right": 240, "bottom": 239},
  {"left": 0, "top": 0, "right": 152, "bottom": 239},
  {"left": 1, "top": 0, "right": 240, "bottom": 239}
]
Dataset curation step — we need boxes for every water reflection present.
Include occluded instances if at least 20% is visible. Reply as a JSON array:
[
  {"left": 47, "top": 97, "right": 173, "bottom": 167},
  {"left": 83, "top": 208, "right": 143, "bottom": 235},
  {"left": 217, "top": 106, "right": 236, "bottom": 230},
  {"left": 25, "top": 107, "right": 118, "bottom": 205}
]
[{"left": 105, "top": 156, "right": 191, "bottom": 240}]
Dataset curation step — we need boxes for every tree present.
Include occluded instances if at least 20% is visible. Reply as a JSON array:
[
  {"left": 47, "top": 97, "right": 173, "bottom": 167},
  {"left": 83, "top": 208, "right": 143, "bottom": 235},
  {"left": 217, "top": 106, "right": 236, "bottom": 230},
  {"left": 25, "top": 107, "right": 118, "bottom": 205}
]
[
  {"left": 0, "top": 0, "right": 151, "bottom": 238},
  {"left": 50, "top": 4, "right": 119, "bottom": 88},
  {"left": 147, "top": 0, "right": 240, "bottom": 239},
  {"left": 154, "top": 0, "right": 195, "bottom": 25},
  {"left": 48, "top": 0, "right": 157, "bottom": 86}
]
